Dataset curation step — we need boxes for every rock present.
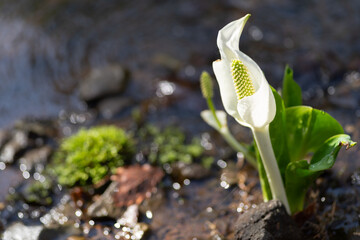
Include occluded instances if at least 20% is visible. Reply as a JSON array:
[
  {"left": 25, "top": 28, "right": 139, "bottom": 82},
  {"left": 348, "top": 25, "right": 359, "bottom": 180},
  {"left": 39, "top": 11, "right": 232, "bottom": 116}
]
[
  {"left": 19, "top": 146, "right": 52, "bottom": 172},
  {"left": 40, "top": 194, "right": 78, "bottom": 228},
  {"left": 87, "top": 182, "right": 125, "bottom": 219},
  {"left": 3, "top": 222, "right": 43, "bottom": 240},
  {"left": 171, "top": 162, "right": 211, "bottom": 181},
  {"left": 14, "top": 118, "right": 58, "bottom": 138},
  {"left": 97, "top": 96, "right": 133, "bottom": 119},
  {"left": 234, "top": 200, "right": 302, "bottom": 240},
  {"left": 220, "top": 161, "right": 239, "bottom": 186},
  {"left": 116, "top": 204, "right": 139, "bottom": 228},
  {"left": 66, "top": 236, "right": 86, "bottom": 240},
  {"left": 0, "top": 129, "right": 11, "bottom": 149},
  {"left": 0, "top": 131, "right": 28, "bottom": 164},
  {"left": 38, "top": 227, "right": 82, "bottom": 240},
  {"left": 115, "top": 205, "right": 149, "bottom": 240},
  {"left": 0, "top": 167, "right": 23, "bottom": 201},
  {"left": 79, "top": 64, "right": 129, "bottom": 102}
]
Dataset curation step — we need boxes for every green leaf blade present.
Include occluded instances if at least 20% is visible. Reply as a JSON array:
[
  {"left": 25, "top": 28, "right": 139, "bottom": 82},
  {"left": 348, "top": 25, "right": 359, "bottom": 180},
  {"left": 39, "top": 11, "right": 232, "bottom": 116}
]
[
  {"left": 285, "top": 106, "right": 344, "bottom": 162},
  {"left": 285, "top": 160, "right": 319, "bottom": 213},
  {"left": 282, "top": 65, "right": 302, "bottom": 108},
  {"left": 285, "top": 134, "right": 356, "bottom": 213},
  {"left": 309, "top": 134, "right": 356, "bottom": 172},
  {"left": 269, "top": 87, "right": 290, "bottom": 179}
]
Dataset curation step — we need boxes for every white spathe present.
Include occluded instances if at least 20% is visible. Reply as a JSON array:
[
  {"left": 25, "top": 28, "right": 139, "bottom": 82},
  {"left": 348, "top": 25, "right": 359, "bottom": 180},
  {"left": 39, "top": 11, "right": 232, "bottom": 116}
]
[
  {"left": 212, "top": 14, "right": 290, "bottom": 214},
  {"left": 212, "top": 14, "right": 276, "bottom": 129},
  {"left": 200, "top": 110, "right": 227, "bottom": 133}
]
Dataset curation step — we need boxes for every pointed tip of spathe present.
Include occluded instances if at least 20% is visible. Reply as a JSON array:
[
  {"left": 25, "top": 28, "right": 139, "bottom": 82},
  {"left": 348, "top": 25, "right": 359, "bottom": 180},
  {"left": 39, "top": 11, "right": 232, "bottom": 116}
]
[{"left": 243, "top": 13, "right": 251, "bottom": 23}]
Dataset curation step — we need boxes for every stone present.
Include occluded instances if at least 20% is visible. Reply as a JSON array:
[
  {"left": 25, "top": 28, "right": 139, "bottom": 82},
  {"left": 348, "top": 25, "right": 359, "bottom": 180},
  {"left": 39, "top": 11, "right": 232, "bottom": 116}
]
[
  {"left": 38, "top": 227, "right": 82, "bottom": 240},
  {"left": 3, "top": 222, "right": 43, "bottom": 240},
  {"left": 0, "top": 129, "right": 10, "bottom": 149},
  {"left": 0, "top": 131, "right": 28, "bottom": 164},
  {"left": 18, "top": 146, "right": 52, "bottom": 172},
  {"left": 171, "top": 162, "right": 211, "bottom": 181},
  {"left": 14, "top": 118, "right": 58, "bottom": 138},
  {"left": 87, "top": 182, "right": 125, "bottom": 219},
  {"left": 97, "top": 96, "right": 133, "bottom": 119},
  {"left": 79, "top": 64, "right": 129, "bottom": 101},
  {"left": 234, "top": 200, "right": 303, "bottom": 240},
  {"left": 40, "top": 194, "right": 78, "bottom": 228}
]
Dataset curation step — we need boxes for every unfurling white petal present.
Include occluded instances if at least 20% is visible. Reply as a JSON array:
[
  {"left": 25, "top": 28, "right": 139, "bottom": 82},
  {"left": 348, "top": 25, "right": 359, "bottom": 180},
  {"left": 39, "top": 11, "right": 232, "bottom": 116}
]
[
  {"left": 200, "top": 110, "right": 227, "bottom": 132},
  {"left": 212, "top": 60, "right": 240, "bottom": 120},
  {"left": 217, "top": 14, "right": 250, "bottom": 61}
]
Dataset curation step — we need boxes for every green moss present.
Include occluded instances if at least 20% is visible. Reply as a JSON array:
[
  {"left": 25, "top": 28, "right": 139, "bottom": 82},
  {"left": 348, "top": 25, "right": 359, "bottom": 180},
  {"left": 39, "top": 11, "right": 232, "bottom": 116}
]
[
  {"left": 138, "top": 125, "right": 213, "bottom": 167},
  {"left": 25, "top": 179, "right": 53, "bottom": 205},
  {"left": 52, "top": 126, "right": 134, "bottom": 187}
]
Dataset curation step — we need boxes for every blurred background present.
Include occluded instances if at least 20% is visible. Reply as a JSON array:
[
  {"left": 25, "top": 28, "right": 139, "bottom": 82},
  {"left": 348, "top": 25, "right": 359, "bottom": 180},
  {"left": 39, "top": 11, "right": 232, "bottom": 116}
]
[{"left": 0, "top": 0, "right": 359, "bottom": 128}]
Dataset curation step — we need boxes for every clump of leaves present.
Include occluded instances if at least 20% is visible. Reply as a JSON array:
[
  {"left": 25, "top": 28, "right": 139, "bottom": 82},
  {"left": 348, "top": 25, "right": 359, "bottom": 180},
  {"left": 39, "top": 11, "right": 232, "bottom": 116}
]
[
  {"left": 138, "top": 125, "right": 212, "bottom": 167},
  {"left": 52, "top": 126, "right": 134, "bottom": 187},
  {"left": 258, "top": 65, "right": 356, "bottom": 213}
]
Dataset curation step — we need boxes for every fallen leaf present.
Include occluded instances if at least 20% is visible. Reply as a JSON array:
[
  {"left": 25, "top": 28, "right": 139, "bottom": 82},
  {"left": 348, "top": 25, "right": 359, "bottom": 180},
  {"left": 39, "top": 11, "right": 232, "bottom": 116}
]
[{"left": 111, "top": 164, "right": 164, "bottom": 207}]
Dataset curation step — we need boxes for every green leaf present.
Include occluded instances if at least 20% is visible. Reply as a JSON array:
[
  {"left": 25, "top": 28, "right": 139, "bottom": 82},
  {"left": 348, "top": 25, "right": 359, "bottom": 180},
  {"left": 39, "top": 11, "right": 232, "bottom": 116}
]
[
  {"left": 286, "top": 134, "right": 356, "bottom": 213},
  {"left": 285, "top": 106, "right": 344, "bottom": 162},
  {"left": 269, "top": 87, "right": 290, "bottom": 180},
  {"left": 285, "top": 160, "right": 318, "bottom": 213},
  {"left": 309, "top": 134, "right": 356, "bottom": 171},
  {"left": 282, "top": 65, "right": 302, "bottom": 107}
]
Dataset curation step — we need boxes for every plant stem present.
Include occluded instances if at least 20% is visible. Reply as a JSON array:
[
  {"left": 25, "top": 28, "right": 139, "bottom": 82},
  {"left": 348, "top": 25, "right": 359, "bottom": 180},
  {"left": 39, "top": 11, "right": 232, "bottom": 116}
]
[
  {"left": 220, "top": 129, "right": 257, "bottom": 168},
  {"left": 206, "top": 98, "right": 221, "bottom": 127},
  {"left": 252, "top": 125, "right": 290, "bottom": 214}
]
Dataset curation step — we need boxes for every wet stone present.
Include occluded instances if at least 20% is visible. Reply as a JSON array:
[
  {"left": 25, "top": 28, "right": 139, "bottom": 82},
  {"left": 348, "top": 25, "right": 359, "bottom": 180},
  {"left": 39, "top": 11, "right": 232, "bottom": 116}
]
[
  {"left": 3, "top": 222, "right": 43, "bottom": 240},
  {"left": 0, "top": 167, "right": 23, "bottom": 201},
  {"left": 66, "top": 236, "right": 86, "bottom": 240},
  {"left": 0, "top": 129, "right": 10, "bottom": 148},
  {"left": 97, "top": 96, "right": 134, "bottom": 119},
  {"left": 18, "top": 146, "right": 52, "bottom": 172},
  {"left": 14, "top": 118, "right": 58, "bottom": 138},
  {"left": 0, "top": 131, "right": 28, "bottom": 164},
  {"left": 79, "top": 64, "right": 129, "bottom": 102},
  {"left": 87, "top": 182, "right": 125, "bottom": 219},
  {"left": 350, "top": 170, "right": 360, "bottom": 186},
  {"left": 38, "top": 226, "right": 82, "bottom": 240},
  {"left": 115, "top": 205, "right": 149, "bottom": 240},
  {"left": 234, "top": 200, "right": 303, "bottom": 240},
  {"left": 116, "top": 204, "right": 138, "bottom": 228},
  {"left": 40, "top": 194, "right": 78, "bottom": 228},
  {"left": 171, "top": 162, "right": 211, "bottom": 181},
  {"left": 220, "top": 161, "right": 239, "bottom": 186}
]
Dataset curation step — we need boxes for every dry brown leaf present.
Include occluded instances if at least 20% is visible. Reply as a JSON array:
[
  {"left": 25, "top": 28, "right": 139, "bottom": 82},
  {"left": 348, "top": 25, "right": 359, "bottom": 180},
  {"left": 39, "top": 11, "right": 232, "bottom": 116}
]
[{"left": 111, "top": 164, "right": 164, "bottom": 207}]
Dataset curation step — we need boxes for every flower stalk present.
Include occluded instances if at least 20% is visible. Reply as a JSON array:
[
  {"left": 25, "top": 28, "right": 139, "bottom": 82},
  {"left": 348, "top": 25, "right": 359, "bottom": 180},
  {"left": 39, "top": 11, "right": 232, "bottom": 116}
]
[{"left": 252, "top": 126, "right": 290, "bottom": 213}]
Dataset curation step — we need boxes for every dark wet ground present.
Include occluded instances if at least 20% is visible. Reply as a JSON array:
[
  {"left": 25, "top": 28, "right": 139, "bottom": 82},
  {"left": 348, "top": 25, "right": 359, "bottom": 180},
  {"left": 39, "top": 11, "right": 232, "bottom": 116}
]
[{"left": 0, "top": 0, "right": 360, "bottom": 239}]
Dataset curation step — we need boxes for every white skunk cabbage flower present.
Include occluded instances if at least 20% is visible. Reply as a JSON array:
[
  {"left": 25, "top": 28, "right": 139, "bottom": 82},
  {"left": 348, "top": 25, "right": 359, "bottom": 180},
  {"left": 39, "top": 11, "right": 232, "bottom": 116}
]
[
  {"left": 213, "top": 14, "right": 290, "bottom": 214},
  {"left": 213, "top": 14, "right": 276, "bottom": 129}
]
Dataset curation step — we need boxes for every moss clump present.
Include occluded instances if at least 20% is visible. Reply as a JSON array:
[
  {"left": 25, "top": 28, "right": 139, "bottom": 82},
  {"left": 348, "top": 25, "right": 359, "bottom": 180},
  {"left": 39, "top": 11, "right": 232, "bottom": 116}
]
[
  {"left": 25, "top": 179, "right": 53, "bottom": 205},
  {"left": 52, "top": 126, "right": 134, "bottom": 187},
  {"left": 138, "top": 125, "right": 212, "bottom": 166}
]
